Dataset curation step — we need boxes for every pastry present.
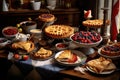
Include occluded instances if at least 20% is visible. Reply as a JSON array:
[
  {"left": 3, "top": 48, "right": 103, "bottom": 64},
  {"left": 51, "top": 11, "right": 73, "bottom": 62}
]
[
  {"left": 38, "top": 14, "right": 55, "bottom": 22},
  {"left": 100, "top": 43, "right": 120, "bottom": 56},
  {"left": 33, "top": 47, "right": 52, "bottom": 59},
  {"left": 86, "top": 57, "right": 116, "bottom": 73},
  {"left": 44, "top": 25, "right": 74, "bottom": 38},
  {"left": 56, "top": 50, "right": 78, "bottom": 63},
  {"left": 12, "top": 41, "right": 35, "bottom": 53}
]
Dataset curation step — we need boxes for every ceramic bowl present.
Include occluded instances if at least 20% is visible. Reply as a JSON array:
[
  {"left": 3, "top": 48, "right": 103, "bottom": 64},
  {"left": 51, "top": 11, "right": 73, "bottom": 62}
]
[
  {"left": 0, "top": 38, "right": 11, "bottom": 47},
  {"left": 2, "top": 26, "right": 19, "bottom": 39},
  {"left": 55, "top": 42, "right": 69, "bottom": 51},
  {"left": 19, "top": 21, "right": 37, "bottom": 33}
]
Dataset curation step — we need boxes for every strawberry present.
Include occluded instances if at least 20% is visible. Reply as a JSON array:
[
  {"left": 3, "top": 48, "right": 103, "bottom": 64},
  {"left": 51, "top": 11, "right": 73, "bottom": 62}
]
[{"left": 22, "top": 55, "right": 29, "bottom": 60}]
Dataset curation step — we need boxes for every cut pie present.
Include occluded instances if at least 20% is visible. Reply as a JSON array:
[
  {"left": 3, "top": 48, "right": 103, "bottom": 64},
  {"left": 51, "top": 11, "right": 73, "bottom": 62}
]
[
  {"left": 56, "top": 50, "right": 78, "bottom": 63},
  {"left": 12, "top": 41, "right": 35, "bottom": 53},
  {"left": 38, "top": 14, "right": 55, "bottom": 22},
  {"left": 33, "top": 47, "right": 52, "bottom": 59},
  {"left": 86, "top": 57, "right": 116, "bottom": 73},
  {"left": 44, "top": 25, "right": 74, "bottom": 38}
]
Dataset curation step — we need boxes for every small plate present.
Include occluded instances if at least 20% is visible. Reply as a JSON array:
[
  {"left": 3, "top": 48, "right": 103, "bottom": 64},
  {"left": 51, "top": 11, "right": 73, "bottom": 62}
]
[
  {"left": 54, "top": 50, "right": 87, "bottom": 66},
  {"left": 86, "top": 66, "right": 115, "bottom": 74},
  {"left": 98, "top": 48, "right": 120, "bottom": 59}
]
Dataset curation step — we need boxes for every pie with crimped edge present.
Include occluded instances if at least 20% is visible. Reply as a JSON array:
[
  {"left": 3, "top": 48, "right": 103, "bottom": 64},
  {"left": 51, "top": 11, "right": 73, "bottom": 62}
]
[
  {"left": 38, "top": 13, "right": 55, "bottom": 22},
  {"left": 82, "top": 19, "right": 110, "bottom": 28},
  {"left": 44, "top": 25, "right": 74, "bottom": 38},
  {"left": 100, "top": 43, "right": 120, "bottom": 56}
]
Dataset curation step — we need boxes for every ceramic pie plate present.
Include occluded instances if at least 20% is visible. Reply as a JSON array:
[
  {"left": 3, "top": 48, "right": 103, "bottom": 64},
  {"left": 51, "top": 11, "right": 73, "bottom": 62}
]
[
  {"left": 98, "top": 47, "right": 120, "bottom": 59},
  {"left": 86, "top": 66, "right": 115, "bottom": 74},
  {"left": 54, "top": 50, "right": 87, "bottom": 66}
]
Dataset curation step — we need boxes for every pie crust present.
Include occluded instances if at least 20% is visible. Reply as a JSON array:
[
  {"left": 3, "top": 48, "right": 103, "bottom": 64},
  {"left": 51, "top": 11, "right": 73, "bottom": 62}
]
[
  {"left": 38, "top": 14, "right": 55, "bottom": 22},
  {"left": 33, "top": 47, "right": 52, "bottom": 59},
  {"left": 12, "top": 41, "right": 35, "bottom": 53},
  {"left": 44, "top": 25, "right": 74, "bottom": 38},
  {"left": 100, "top": 43, "right": 120, "bottom": 56}
]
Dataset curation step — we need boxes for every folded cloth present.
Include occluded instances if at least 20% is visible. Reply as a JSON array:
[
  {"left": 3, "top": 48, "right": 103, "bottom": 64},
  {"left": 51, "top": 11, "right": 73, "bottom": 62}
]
[{"left": 74, "top": 66, "right": 87, "bottom": 74}]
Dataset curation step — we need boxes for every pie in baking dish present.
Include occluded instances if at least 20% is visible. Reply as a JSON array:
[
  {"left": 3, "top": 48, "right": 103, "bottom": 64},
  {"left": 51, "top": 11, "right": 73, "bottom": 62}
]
[
  {"left": 12, "top": 41, "right": 35, "bottom": 53},
  {"left": 44, "top": 25, "right": 74, "bottom": 38},
  {"left": 33, "top": 47, "right": 52, "bottom": 59},
  {"left": 86, "top": 57, "right": 116, "bottom": 73},
  {"left": 38, "top": 14, "right": 55, "bottom": 22},
  {"left": 100, "top": 43, "right": 120, "bottom": 56}
]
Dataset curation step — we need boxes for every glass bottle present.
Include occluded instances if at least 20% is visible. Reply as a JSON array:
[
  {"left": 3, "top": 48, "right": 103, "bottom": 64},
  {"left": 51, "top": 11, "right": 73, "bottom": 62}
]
[{"left": 117, "top": 29, "right": 120, "bottom": 42}]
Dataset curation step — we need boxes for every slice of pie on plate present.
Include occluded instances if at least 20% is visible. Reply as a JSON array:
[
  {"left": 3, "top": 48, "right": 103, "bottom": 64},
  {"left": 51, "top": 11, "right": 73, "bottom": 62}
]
[
  {"left": 12, "top": 41, "right": 35, "bottom": 53},
  {"left": 86, "top": 57, "right": 116, "bottom": 74}
]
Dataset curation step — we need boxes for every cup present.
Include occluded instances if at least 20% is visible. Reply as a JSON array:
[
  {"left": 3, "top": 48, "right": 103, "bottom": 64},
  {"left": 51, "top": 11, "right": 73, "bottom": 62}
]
[
  {"left": 47, "top": 0, "right": 56, "bottom": 8},
  {"left": 31, "top": 1, "right": 41, "bottom": 10}
]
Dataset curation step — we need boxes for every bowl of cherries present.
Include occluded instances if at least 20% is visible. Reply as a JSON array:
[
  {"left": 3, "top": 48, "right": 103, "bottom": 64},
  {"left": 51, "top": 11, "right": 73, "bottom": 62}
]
[
  {"left": 2, "top": 26, "right": 19, "bottom": 39},
  {"left": 70, "top": 31, "right": 102, "bottom": 47},
  {"left": 55, "top": 42, "right": 69, "bottom": 51}
]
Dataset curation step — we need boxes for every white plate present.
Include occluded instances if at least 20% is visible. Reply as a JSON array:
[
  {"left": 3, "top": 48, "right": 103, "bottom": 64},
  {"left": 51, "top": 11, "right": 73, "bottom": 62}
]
[
  {"left": 98, "top": 48, "right": 120, "bottom": 59},
  {"left": 86, "top": 66, "right": 115, "bottom": 74},
  {"left": 54, "top": 50, "right": 87, "bottom": 66},
  {"left": 70, "top": 34, "right": 103, "bottom": 48}
]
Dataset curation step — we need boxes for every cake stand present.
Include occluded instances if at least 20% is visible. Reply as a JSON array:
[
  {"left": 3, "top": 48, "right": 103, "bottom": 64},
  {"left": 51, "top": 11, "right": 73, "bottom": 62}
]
[{"left": 70, "top": 33, "right": 103, "bottom": 55}]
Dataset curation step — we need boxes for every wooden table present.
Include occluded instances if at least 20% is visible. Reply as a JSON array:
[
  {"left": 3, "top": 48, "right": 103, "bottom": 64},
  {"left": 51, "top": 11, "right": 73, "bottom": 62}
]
[{"left": 0, "top": 49, "right": 120, "bottom": 80}]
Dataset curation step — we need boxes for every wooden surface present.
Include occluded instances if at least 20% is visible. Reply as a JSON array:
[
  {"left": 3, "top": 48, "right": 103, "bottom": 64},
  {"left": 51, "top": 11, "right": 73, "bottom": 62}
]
[{"left": 0, "top": 49, "right": 120, "bottom": 80}]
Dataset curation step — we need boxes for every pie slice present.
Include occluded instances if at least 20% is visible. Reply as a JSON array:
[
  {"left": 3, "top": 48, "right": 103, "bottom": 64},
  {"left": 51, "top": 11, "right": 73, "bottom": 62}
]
[{"left": 12, "top": 41, "right": 35, "bottom": 53}]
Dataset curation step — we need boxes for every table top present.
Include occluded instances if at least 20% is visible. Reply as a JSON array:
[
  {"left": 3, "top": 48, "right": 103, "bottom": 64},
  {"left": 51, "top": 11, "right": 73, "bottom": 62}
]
[{"left": 0, "top": 49, "right": 120, "bottom": 80}]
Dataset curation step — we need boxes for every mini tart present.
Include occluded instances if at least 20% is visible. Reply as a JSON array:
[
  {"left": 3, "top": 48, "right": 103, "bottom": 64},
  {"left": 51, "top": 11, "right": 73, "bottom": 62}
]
[
  {"left": 38, "top": 14, "right": 55, "bottom": 22},
  {"left": 100, "top": 44, "right": 120, "bottom": 56},
  {"left": 44, "top": 25, "right": 74, "bottom": 38}
]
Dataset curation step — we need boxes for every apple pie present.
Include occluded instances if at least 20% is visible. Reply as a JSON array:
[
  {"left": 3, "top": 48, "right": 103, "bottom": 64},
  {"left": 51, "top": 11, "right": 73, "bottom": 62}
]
[
  {"left": 44, "top": 25, "right": 74, "bottom": 38},
  {"left": 82, "top": 19, "right": 110, "bottom": 28},
  {"left": 56, "top": 50, "right": 78, "bottom": 63},
  {"left": 12, "top": 41, "right": 35, "bottom": 53},
  {"left": 33, "top": 47, "right": 52, "bottom": 59},
  {"left": 86, "top": 57, "right": 116, "bottom": 73},
  {"left": 38, "top": 14, "right": 55, "bottom": 22}
]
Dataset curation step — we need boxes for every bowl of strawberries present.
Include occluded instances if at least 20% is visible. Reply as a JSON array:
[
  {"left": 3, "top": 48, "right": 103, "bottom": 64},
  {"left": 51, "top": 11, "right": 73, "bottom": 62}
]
[{"left": 70, "top": 31, "right": 102, "bottom": 47}]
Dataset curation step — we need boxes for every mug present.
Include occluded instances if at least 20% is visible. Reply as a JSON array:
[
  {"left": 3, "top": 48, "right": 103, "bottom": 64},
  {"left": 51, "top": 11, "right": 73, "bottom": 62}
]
[
  {"left": 15, "top": 33, "right": 30, "bottom": 41},
  {"left": 31, "top": 1, "right": 41, "bottom": 10}
]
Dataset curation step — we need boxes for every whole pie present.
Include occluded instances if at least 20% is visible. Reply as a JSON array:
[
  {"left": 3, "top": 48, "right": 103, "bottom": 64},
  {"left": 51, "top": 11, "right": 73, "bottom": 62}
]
[
  {"left": 82, "top": 19, "right": 103, "bottom": 28},
  {"left": 100, "top": 43, "right": 120, "bottom": 56},
  {"left": 38, "top": 14, "right": 55, "bottom": 22},
  {"left": 44, "top": 25, "right": 74, "bottom": 38}
]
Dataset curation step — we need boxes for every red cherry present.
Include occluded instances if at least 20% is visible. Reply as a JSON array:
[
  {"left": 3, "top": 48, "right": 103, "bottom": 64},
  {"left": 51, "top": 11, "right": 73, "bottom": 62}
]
[
  {"left": 22, "top": 55, "right": 29, "bottom": 60},
  {"left": 14, "top": 54, "right": 20, "bottom": 60}
]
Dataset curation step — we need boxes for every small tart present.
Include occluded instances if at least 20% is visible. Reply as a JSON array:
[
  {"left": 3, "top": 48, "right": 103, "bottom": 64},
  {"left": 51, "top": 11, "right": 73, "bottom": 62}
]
[
  {"left": 44, "top": 25, "right": 74, "bottom": 38},
  {"left": 38, "top": 14, "right": 55, "bottom": 22}
]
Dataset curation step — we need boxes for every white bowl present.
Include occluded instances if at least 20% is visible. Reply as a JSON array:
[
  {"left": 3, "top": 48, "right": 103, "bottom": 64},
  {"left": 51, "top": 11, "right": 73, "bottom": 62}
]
[
  {"left": 0, "top": 38, "right": 11, "bottom": 47},
  {"left": 2, "top": 26, "right": 19, "bottom": 39},
  {"left": 19, "top": 21, "right": 37, "bottom": 33},
  {"left": 55, "top": 42, "right": 69, "bottom": 51}
]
